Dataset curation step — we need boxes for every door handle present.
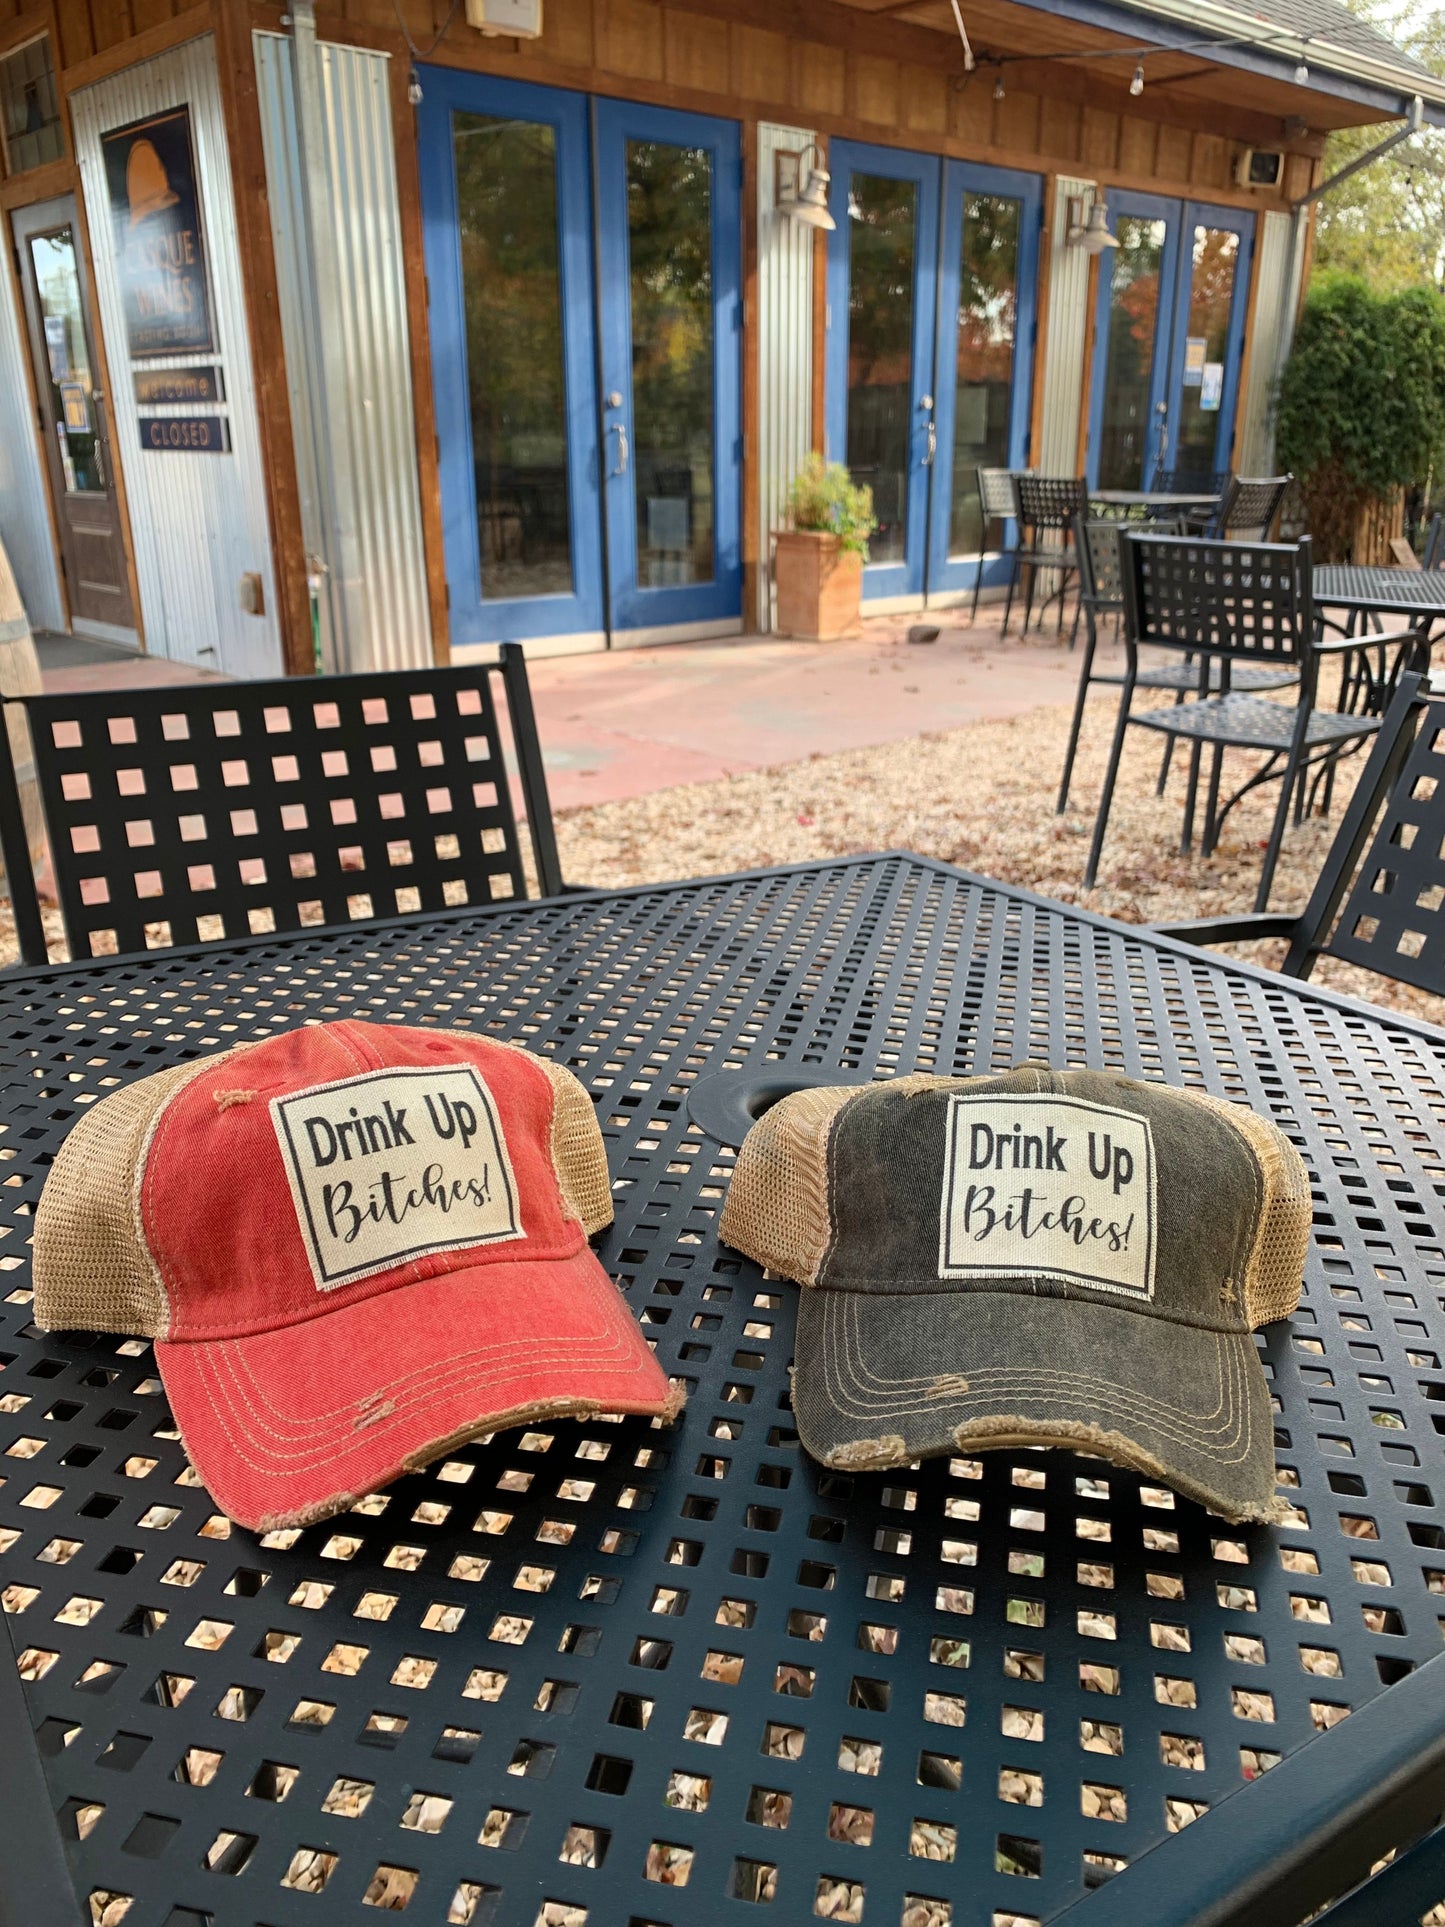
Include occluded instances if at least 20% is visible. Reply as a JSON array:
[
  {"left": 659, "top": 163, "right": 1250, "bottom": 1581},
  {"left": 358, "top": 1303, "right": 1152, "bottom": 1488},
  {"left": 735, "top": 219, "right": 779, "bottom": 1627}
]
[
  {"left": 920, "top": 393, "right": 935, "bottom": 468},
  {"left": 1155, "top": 398, "right": 1169, "bottom": 468},
  {"left": 607, "top": 420, "right": 629, "bottom": 477}
]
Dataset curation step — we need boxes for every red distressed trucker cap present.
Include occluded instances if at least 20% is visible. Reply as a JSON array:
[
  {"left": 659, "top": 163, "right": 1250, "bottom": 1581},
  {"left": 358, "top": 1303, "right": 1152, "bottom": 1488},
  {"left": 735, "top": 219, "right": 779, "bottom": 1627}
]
[{"left": 32, "top": 1020, "right": 678, "bottom": 1530}]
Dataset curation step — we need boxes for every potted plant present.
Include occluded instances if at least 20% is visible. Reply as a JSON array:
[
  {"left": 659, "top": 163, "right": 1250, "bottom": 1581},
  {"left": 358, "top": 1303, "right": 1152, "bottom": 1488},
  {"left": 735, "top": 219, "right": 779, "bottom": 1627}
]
[{"left": 774, "top": 454, "right": 876, "bottom": 639}]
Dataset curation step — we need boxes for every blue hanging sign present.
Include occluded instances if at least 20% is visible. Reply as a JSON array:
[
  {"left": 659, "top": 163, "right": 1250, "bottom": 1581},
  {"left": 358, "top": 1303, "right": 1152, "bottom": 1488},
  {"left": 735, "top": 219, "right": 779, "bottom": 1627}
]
[{"left": 101, "top": 105, "right": 214, "bottom": 360}]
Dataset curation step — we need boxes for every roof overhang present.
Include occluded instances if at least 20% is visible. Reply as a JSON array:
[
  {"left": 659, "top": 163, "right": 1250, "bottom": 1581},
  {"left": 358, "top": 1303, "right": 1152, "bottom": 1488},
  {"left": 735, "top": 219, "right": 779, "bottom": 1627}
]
[
  {"left": 801, "top": 0, "right": 1445, "bottom": 133},
  {"left": 1031, "top": 0, "right": 1445, "bottom": 128}
]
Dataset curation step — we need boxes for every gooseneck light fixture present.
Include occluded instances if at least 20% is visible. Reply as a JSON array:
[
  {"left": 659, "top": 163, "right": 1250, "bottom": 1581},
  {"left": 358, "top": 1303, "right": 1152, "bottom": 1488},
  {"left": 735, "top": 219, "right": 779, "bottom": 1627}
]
[
  {"left": 777, "top": 140, "right": 836, "bottom": 232},
  {"left": 1067, "top": 194, "right": 1121, "bottom": 254}
]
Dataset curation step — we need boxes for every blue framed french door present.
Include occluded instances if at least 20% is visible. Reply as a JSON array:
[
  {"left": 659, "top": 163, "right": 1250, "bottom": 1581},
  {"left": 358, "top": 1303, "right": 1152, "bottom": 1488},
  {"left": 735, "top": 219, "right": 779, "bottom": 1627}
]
[
  {"left": 416, "top": 71, "right": 741, "bottom": 648},
  {"left": 928, "top": 162, "right": 1043, "bottom": 600},
  {"left": 595, "top": 100, "right": 742, "bottom": 635},
  {"left": 1161, "top": 202, "right": 1254, "bottom": 485},
  {"left": 824, "top": 141, "right": 1042, "bottom": 606},
  {"left": 1086, "top": 194, "right": 1254, "bottom": 490},
  {"left": 417, "top": 72, "right": 604, "bottom": 645}
]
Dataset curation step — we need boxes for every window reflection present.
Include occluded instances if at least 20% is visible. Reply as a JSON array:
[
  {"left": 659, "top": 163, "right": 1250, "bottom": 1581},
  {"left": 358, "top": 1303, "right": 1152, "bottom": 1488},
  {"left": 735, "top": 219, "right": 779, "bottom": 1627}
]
[
  {"left": 1173, "top": 226, "right": 1239, "bottom": 486},
  {"left": 846, "top": 176, "right": 917, "bottom": 566},
  {"left": 454, "top": 112, "right": 574, "bottom": 603},
  {"left": 28, "top": 229, "right": 101, "bottom": 496},
  {"left": 1097, "top": 216, "right": 1167, "bottom": 490},
  {"left": 950, "top": 193, "right": 1021, "bottom": 557},
  {"left": 626, "top": 139, "right": 716, "bottom": 590}
]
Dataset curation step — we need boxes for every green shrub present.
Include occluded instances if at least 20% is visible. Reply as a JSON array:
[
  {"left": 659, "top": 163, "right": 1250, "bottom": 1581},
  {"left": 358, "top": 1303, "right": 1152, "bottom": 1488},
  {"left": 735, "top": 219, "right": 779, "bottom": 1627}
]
[
  {"left": 1276, "top": 274, "right": 1445, "bottom": 560},
  {"left": 787, "top": 454, "right": 877, "bottom": 557}
]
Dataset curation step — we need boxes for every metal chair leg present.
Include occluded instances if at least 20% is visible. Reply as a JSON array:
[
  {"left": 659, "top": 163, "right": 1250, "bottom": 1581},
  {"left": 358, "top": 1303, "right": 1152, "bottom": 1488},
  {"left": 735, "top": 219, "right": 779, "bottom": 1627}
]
[
  {"left": 1057, "top": 616, "right": 1100, "bottom": 814},
  {"left": 1021, "top": 551, "right": 1037, "bottom": 634},
  {"left": 1201, "top": 744, "right": 1225, "bottom": 858},
  {"left": 1256, "top": 713, "right": 1312, "bottom": 912},
  {"left": 1180, "top": 740, "right": 1202, "bottom": 854},
  {"left": 1083, "top": 670, "right": 1137, "bottom": 890},
  {"left": 1000, "top": 551, "right": 1018, "bottom": 636}
]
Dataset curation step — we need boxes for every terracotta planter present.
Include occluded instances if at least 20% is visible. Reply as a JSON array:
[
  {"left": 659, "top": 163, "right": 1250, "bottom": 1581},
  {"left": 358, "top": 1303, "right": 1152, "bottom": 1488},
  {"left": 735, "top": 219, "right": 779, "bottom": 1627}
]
[{"left": 773, "top": 530, "right": 863, "bottom": 640}]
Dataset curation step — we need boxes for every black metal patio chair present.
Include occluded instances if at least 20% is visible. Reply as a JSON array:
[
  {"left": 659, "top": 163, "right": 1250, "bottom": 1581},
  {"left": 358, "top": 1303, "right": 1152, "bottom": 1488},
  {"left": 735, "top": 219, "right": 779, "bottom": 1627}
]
[
  {"left": 1206, "top": 472, "right": 1292, "bottom": 541},
  {"left": 1153, "top": 670, "right": 1445, "bottom": 995},
  {"left": 1082, "top": 532, "right": 1426, "bottom": 911},
  {"left": 1150, "top": 463, "right": 1232, "bottom": 499},
  {"left": 1015, "top": 473, "right": 1088, "bottom": 635},
  {"left": 1055, "top": 516, "right": 1298, "bottom": 813},
  {"left": 0, "top": 644, "right": 569, "bottom": 967},
  {"left": 969, "top": 465, "right": 1029, "bottom": 632},
  {"left": 1147, "top": 463, "right": 1231, "bottom": 535}
]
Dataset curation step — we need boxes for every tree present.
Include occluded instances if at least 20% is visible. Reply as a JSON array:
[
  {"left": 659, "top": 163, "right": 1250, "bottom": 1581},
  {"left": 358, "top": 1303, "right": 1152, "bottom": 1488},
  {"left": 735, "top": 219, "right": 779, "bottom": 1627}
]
[
  {"left": 1312, "top": 2, "right": 1445, "bottom": 292},
  {"left": 1276, "top": 275, "right": 1445, "bottom": 556}
]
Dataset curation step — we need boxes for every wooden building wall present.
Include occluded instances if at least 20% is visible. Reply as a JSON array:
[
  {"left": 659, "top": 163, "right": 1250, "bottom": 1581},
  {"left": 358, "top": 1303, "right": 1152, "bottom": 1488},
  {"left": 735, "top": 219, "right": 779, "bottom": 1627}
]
[
  {"left": 0, "top": 0, "right": 1325, "bottom": 664},
  {"left": 13, "top": 0, "right": 1321, "bottom": 211}
]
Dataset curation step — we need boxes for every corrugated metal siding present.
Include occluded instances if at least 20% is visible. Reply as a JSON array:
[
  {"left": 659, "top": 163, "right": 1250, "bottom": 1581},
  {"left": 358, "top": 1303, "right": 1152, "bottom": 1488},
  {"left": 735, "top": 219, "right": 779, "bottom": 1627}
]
[
  {"left": 0, "top": 263, "right": 65, "bottom": 633},
  {"left": 68, "top": 35, "right": 284, "bottom": 678},
  {"left": 1237, "top": 209, "right": 1292, "bottom": 474},
  {"left": 1038, "top": 176, "right": 1094, "bottom": 476},
  {"left": 756, "top": 123, "right": 816, "bottom": 632},
  {"left": 254, "top": 30, "right": 431, "bottom": 674}
]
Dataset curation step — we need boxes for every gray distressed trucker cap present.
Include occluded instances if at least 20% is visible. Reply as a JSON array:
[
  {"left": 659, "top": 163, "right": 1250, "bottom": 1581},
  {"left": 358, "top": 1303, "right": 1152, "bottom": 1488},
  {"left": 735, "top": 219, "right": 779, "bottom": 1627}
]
[{"left": 719, "top": 1065, "right": 1311, "bottom": 1523}]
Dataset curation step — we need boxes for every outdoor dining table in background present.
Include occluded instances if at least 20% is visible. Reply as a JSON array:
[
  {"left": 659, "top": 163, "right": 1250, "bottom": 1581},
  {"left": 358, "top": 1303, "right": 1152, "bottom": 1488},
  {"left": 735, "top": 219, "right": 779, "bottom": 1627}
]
[
  {"left": 3, "top": 853, "right": 1445, "bottom": 1927},
  {"left": 1088, "top": 490, "right": 1222, "bottom": 517},
  {"left": 1314, "top": 564, "right": 1445, "bottom": 639}
]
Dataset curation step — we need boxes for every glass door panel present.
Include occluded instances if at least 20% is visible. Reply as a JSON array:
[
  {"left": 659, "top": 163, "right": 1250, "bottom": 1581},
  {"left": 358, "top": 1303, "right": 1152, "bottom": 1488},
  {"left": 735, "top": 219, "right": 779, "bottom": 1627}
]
[
  {"left": 418, "top": 71, "right": 603, "bottom": 646},
  {"left": 1087, "top": 194, "right": 1180, "bottom": 490},
  {"left": 596, "top": 100, "right": 740, "bottom": 634},
  {"left": 623, "top": 137, "right": 715, "bottom": 591},
  {"left": 28, "top": 226, "right": 102, "bottom": 494},
  {"left": 1164, "top": 205, "right": 1253, "bottom": 487},
  {"left": 928, "top": 161, "right": 1041, "bottom": 600},
  {"left": 845, "top": 174, "right": 918, "bottom": 568},
  {"left": 949, "top": 194, "right": 1018, "bottom": 554},
  {"left": 454, "top": 113, "right": 573, "bottom": 602},
  {"left": 825, "top": 142, "right": 939, "bottom": 602},
  {"left": 13, "top": 195, "right": 134, "bottom": 629}
]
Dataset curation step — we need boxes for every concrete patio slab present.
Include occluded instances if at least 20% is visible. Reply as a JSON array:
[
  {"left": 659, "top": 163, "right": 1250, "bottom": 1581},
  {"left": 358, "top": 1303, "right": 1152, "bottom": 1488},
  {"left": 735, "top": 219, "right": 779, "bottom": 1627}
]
[{"left": 30, "top": 604, "right": 1086, "bottom": 811}]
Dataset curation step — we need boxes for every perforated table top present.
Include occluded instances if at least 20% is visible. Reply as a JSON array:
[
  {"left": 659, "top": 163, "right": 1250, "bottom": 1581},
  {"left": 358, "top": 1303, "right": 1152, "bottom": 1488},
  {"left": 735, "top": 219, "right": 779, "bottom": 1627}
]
[
  {"left": 1314, "top": 566, "right": 1445, "bottom": 618},
  {"left": 3, "top": 853, "right": 1445, "bottom": 1927}
]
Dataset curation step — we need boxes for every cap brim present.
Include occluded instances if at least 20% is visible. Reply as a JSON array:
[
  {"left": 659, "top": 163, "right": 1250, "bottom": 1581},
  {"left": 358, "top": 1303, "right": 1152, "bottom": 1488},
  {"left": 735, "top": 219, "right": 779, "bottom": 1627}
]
[
  {"left": 157, "top": 1249, "right": 674, "bottom": 1531},
  {"left": 794, "top": 1285, "right": 1278, "bottom": 1523}
]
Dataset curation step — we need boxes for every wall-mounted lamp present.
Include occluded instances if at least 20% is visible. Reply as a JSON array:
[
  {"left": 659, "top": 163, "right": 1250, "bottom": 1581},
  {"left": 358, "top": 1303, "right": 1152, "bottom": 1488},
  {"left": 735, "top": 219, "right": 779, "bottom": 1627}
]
[
  {"left": 776, "top": 142, "right": 835, "bottom": 231},
  {"left": 1066, "top": 195, "right": 1120, "bottom": 254}
]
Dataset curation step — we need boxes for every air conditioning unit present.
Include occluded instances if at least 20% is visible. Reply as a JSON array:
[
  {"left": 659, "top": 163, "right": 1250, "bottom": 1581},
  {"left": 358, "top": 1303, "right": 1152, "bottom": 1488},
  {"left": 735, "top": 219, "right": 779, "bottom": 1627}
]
[
  {"left": 465, "top": 0, "right": 542, "bottom": 36},
  {"left": 1235, "top": 147, "right": 1284, "bottom": 188}
]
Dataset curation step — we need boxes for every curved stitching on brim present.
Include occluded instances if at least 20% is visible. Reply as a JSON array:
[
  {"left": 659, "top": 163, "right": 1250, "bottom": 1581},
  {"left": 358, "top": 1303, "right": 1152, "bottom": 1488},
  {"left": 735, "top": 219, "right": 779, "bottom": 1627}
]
[
  {"left": 810, "top": 1290, "right": 1258, "bottom": 1466},
  {"left": 179, "top": 1255, "right": 636, "bottom": 1430},
  {"left": 162, "top": 1260, "right": 666, "bottom": 1471},
  {"left": 818, "top": 1288, "right": 1240, "bottom": 1433}
]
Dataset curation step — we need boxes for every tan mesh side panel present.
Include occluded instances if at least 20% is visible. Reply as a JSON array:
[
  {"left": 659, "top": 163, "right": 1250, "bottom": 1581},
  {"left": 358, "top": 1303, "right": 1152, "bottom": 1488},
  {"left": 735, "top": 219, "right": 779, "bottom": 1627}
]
[
  {"left": 531, "top": 1056, "right": 613, "bottom": 1236},
  {"left": 460, "top": 1033, "right": 613, "bottom": 1236},
  {"left": 1186, "top": 1089, "right": 1312, "bottom": 1327},
  {"left": 719, "top": 1085, "right": 860, "bottom": 1285},
  {"left": 33, "top": 1051, "right": 240, "bottom": 1338}
]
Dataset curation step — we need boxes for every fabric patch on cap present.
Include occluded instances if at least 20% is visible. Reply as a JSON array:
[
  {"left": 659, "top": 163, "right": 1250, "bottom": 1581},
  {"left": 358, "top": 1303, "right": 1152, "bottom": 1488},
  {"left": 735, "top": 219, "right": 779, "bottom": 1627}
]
[
  {"left": 271, "top": 1066, "right": 523, "bottom": 1291},
  {"left": 939, "top": 1093, "right": 1156, "bottom": 1300}
]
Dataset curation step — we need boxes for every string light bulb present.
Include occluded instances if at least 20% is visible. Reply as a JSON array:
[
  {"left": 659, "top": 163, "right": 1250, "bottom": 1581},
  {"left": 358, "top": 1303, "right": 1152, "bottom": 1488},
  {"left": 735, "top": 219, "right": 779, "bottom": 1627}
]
[
  {"left": 407, "top": 66, "right": 423, "bottom": 104},
  {"left": 1130, "top": 62, "right": 1144, "bottom": 95},
  {"left": 993, "top": 70, "right": 1005, "bottom": 101},
  {"left": 1294, "top": 57, "right": 1308, "bottom": 83}
]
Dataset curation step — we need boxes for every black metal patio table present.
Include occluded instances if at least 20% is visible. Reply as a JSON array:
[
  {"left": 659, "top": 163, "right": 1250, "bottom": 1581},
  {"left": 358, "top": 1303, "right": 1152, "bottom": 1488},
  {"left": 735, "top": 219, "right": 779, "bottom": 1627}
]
[
  {"left": 4, "top": 853, "right": 1445, "bottom": 1927},
  {"left": 1088, "top": 491, "right": 1219, "bottom": 514},
  {"left": 1314, "top": 564, "right": 1445, "bottom": 630}
]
